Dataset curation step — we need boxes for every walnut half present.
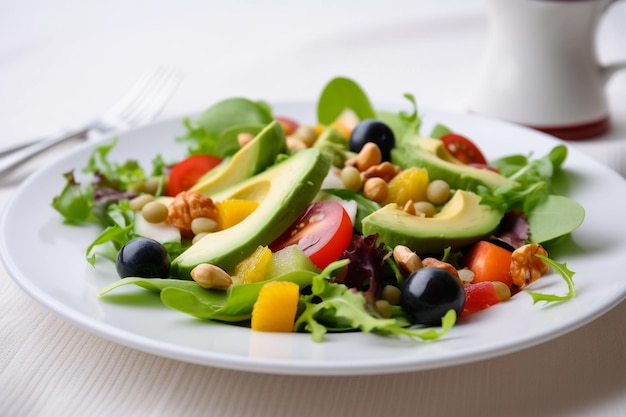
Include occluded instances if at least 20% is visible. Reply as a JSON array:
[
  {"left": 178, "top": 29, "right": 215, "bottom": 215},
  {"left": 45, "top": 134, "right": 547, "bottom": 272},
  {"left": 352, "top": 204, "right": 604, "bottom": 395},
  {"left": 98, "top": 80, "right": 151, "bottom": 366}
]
[
  {"left": 166, "top": 191, "right": 219, "bottom": 235},
  {"left": 510, "top": 243, "right": 549, "bottom": 287}
]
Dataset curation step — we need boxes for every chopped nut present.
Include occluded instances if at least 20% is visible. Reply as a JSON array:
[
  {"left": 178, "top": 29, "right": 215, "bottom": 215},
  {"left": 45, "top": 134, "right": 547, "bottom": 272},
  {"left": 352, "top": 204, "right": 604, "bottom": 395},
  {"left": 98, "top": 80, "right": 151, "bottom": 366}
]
[
  {"left": 403, "top": 200, "right": 416, "bottom": 215},
  {"left": 286, "top": 137, "right": 308, "bottom": 151},
  {"left": 237, "top": 132, "right": 255, "bottom": 147},
  {"left": 393, "top": 245, "right": 422, "bottom": 274},
  {"left": 422, "top": 257, "right": 461, "bottom": 284},
  {"left": 192, "top": 232, "right": 208, "bottom": 245},
  {"left": 363, "top": 177, "right": 388, "bottom": 203},
  {"left": 191, "top": 263, "right": 233, "bottom": 290},
  {"left": 355, "top": 142, "right": 382, "bottom": 171},
  {"left": 293, "top": 125, "right": 318, "bottom": 147},
  {"left": 457, "top": 268, "right": 475, "bottom": 284},
  {"left": 360, "top": 161, "right": 401, "bottom": 182},
  {"left": 413, "top": 201, "right": 437, "bottom": 218},
  {"left": 166, "top": 191, "right": 219, "bottom": 234},
  {"left": 510, "top": 243, "right": 549, "bottom": 287},
  {"left": 191, "top": 217, "right": 218, "bottom": 235}
]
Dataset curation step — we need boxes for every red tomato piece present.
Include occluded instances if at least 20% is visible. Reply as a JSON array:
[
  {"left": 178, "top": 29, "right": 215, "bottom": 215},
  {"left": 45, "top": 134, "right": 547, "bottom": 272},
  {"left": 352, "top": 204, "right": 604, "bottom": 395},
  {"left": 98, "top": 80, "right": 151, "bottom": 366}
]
[
  {"left": 275, "top": 116, "right": 299, "bottom": 136},
  {"left": 269, "top": 201, "right": 353, "bottom": 269},
  {"left": 461, "top": 281, "right": 511, "bottom": 318},
  {"left": 167, "top": 154, "right": 222, "bottom": 197},
  {"left": 462, "top": 240, "right": 514, "bottom": 287},
  {"left": 441, "top": 133, "right": 488, "bottom": 165}
]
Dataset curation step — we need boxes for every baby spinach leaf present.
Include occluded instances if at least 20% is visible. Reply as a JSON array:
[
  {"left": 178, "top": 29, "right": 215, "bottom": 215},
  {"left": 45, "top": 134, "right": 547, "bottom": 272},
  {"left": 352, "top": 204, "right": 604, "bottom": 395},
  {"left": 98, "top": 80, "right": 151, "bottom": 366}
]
[
  {"left": 527, "top": 195, "right": 585, "bottom": 243},
  {"left": 178, "top": 98, "right": 273, "bottom": 156},
  {"left": 98, "top": 270, "right": 318, "bottom": 322},
  {"left": 317, "top": 77, "right": 376, "bottom": 125}
]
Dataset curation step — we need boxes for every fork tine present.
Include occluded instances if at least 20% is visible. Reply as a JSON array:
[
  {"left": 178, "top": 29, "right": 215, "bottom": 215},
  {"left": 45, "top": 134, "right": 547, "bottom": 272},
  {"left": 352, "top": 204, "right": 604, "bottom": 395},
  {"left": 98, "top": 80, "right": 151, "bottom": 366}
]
[
  {"left": 116, "top": 69, "right": 183, "bottom": 127},
  {"left": 102, "top": 67, "right": 171, "bottom": 119},
  {"left": 102, "top": 67, "right": 182, "bottom": 126}
]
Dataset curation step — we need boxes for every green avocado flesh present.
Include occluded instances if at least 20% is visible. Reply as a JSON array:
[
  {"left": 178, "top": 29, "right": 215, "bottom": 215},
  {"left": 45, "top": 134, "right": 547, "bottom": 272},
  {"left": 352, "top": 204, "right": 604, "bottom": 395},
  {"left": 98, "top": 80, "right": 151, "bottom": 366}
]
[
  {"left": 170, "top": 148, "right": 331, "bottom": 279},
  {"left": 392, "top": 136, "right": 515, "bottom": 191},
  {"left": 362, "top": 190, "right": 503, "bottom": 254},
  {"left": 191, "top": 120, "right": 287, "bottom": 195}
]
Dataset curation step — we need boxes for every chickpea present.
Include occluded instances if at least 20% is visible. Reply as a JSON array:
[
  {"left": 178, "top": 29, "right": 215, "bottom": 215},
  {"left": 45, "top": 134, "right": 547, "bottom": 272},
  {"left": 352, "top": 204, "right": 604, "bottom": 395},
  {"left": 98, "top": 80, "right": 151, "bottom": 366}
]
[
  {"left": 141, "top": 201, "right": 169, "bottom": 223},
  {"left": 341, "top": 166, "right": 363, "bottom": 191},
  {"left": 427, "top": 180, "right": 451, "bottom": 205},
  {"left": 130, "top": 194, "right": 155, "bottom": 212}
]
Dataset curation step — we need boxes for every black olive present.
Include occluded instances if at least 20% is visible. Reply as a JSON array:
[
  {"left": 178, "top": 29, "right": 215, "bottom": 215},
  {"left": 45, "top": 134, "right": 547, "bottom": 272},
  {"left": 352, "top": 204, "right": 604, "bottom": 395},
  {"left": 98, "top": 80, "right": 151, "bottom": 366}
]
[
  {"left": 349, "top": 119, "right": 395, "bottom": 161},
  {"left": 116, "top": 237, "right": 170, "bottom": 278},
  {"left": 400, "top": 267, "right": 465, "bottom": 326}
]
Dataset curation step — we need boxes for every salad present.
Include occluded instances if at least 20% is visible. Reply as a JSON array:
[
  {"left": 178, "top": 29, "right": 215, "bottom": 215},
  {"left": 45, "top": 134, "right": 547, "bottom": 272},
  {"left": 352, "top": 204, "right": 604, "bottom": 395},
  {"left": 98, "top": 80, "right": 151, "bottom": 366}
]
[{"left": 51, "top": 77, "right": 584, "bottom": 343}]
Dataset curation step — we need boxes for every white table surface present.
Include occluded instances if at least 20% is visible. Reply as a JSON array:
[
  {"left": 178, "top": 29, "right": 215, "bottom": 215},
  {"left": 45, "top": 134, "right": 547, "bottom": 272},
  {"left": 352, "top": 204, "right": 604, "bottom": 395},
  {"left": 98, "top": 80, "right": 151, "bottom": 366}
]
[{"left": 1, "top": 1, "right": 625, "bottom": 416}]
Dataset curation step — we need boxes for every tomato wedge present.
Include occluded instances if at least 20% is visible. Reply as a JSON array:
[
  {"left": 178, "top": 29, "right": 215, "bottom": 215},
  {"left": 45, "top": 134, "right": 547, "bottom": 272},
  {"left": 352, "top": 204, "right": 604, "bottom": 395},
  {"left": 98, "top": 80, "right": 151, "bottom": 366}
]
[
  {"left": 269, "top": 200, "right": 353, "bottom": 269},
  {"left": 441, "top": 133, "right": 488, "bottom": 165},
  {"left": 462, "top": 240, "right": 514, "bottom": 287},
  {"left": 167, "top": 154, "right": 222, "bottom": 196}
]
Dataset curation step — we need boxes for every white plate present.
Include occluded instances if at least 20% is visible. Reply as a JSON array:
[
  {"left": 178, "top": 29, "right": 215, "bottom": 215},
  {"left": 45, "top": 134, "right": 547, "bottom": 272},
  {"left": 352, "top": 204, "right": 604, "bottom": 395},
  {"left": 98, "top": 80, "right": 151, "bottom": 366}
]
[{"left": 2, "top": 102, "right": 625, "bottom": 376}]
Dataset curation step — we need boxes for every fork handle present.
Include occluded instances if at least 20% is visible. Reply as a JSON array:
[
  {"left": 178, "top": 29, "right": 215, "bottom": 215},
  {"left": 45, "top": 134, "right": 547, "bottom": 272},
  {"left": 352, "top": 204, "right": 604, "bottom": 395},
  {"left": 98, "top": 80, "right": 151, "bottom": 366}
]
[{"left": 0, "top": 127, "right": 88, "bottom": 177}]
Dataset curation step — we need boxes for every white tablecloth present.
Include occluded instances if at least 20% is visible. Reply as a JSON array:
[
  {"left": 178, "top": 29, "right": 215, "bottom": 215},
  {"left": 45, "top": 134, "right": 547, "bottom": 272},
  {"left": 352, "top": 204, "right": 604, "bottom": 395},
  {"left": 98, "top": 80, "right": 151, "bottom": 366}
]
[{"left": 1, "top": 1, "right": 625, "bottom": 416}]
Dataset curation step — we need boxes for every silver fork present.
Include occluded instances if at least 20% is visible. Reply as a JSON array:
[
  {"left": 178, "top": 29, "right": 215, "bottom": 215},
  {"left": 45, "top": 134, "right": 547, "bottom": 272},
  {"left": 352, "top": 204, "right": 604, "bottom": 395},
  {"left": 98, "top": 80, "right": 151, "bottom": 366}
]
[{"left": 0, "top": 67, "right": 183, "bottom": 177}]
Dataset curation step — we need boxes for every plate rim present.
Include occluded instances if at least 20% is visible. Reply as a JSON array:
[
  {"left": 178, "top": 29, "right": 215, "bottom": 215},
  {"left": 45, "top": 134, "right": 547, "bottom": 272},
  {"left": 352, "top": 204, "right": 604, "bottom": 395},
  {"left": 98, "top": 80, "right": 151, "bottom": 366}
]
[{"left": 2, "top": 101, "right": 626, "bottom": 376}]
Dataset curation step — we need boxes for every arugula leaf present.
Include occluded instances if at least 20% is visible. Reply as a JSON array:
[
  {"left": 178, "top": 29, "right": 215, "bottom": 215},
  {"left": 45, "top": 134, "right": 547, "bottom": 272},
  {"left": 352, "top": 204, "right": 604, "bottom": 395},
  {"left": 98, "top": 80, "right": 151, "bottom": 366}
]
[
  {"left": 317, "top": 77, "right": 376, "bottom": 125},
  {"left": 83, "top": 138, "right": 147, "bottom": 189},
  {"left": 526, "top": 255, "right": 576, "bottom": 303},
  {"left": 376, "top": 93, "right": 422, "bottom": 143},
  {"left": 295, "top": 260, "right": 456, "bottom": 342},
  {"left": 479, "top": 145, "right": 567, "bottom": 213},
  {"left": 85, "top": 202, "right": 135, "bottom": 265},
  {"left": 51, "top": 171, "right": 98, "bottom": 224},
  {"left": 478, "top": 145, "right": 584, "bottom": 243}
]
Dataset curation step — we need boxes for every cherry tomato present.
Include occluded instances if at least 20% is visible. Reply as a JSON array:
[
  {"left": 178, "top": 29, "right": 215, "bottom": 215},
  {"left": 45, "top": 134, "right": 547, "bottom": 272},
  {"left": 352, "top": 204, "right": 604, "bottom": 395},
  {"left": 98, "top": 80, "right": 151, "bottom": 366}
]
[
  {"left": 269, "top": 200, "right": 353, "bottom": 269},
  {"left": 441, "top": 133, "right": 488, "bottom": 165},
  {"left": 275, "top": 116, "right": 299, "bottom": 136},
  {"left": 167, "top": 154, "right": 222, "bottom": 196}
]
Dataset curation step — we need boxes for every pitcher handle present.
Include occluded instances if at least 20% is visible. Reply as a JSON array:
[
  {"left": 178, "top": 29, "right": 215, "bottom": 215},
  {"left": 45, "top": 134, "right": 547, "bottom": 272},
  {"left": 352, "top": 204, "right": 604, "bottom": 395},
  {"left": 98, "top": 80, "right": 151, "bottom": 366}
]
[{"left": 601, "top": 0, "right": 626, "bottom": 84}]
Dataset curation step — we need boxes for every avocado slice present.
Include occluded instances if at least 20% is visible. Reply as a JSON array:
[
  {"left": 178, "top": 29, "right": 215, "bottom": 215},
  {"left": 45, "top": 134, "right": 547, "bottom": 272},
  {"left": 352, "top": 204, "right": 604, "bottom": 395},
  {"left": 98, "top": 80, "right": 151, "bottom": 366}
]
[
  {"left": 190, "top": 120, "right": 288, "bottom": 195},
  {"left": 313, "top": 127, "right": 350, "bottom": 167},
  {"left": 362, "top": 190, "right": 503, "bottom": 255},
  {"left": 392, "top": 136, "right": 516, "bottom": 191},
  {"left": 170, "top": 148, "right": 331, "bottom": 278}
]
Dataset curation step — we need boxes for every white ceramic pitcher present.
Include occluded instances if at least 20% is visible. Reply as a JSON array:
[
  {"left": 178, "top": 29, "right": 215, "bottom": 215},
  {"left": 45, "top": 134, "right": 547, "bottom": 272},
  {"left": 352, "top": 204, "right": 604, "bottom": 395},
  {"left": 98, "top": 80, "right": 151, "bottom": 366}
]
[{"left": 469, "top": 0, "right": 626, "bottom": 140}]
